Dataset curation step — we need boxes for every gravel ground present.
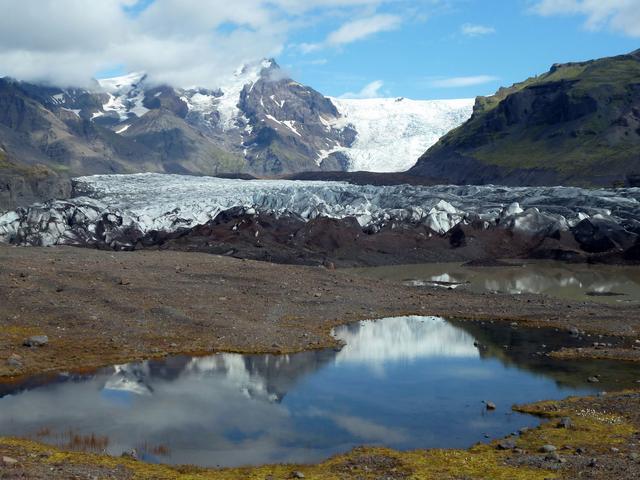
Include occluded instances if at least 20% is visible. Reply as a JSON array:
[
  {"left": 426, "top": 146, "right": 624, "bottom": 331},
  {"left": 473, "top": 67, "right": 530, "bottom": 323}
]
[{"left": 1, "top": 244, "right": 640, "bottom": 382}]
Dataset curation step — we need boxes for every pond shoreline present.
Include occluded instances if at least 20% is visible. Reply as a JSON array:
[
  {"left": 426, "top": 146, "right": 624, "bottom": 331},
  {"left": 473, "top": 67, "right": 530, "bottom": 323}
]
[{"left": 1, "top": 245, "right": 640, "bottom": 477}]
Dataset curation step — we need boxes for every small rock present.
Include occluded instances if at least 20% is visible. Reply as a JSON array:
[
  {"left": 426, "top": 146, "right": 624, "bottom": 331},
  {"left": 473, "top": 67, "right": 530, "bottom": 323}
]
[
  {"left": 545, "top": 451, "right": 561, "bottom": 462},
  {"left": 629, "top": 452, "right": 639, "bottom": 461},
  {"left": 497, "top": 439, "right": 516, "bottom": 450},
  {"left": 272, "top": 343, "right": 282, "bottom": 349},
  {"left": 6, "top": 353, "right": 23, "bottom": 368},
  {"left": 118, "top": 278, "right": 131, "bottom": 286},
  {"left": 611, "top": 447, "right": 620, "bottom": 453},
  {"left": 292, "top": 472, "right": 305, "bottom": 479},
  {"left": 313, "top": 292, "right": 322, "bottom": 298},
  {"left": 569, "top": 326, "right": 580, "bottom": 336},
  {"left": 576, "top": 447, "right": 587, "bottom": 454},
  {"left": 518, "top": 427, "right": 529, "bottom": 435},
  {"left": 558, "top": 417, "right": 572, "bottom": 429},
  {"left": 513, "top": 448, "right": 524, "bottom": 454},
  {"left": 2, "top": 456, "right": 18, "bottom": 466},
  {"left": 588, "top": 458, "right": 597, "bottom": 467},
  {"left": 540, "top": 444, "right": 557, "bottom": 453},
  {"left": 485, "top": 401, "right": 496, "bottom": 410},
  {"left": 23, "top": 335, "right": 48, "bottom": 347},
  {"left": 587, "top": 376, "right": 599, "bottom": 383}
]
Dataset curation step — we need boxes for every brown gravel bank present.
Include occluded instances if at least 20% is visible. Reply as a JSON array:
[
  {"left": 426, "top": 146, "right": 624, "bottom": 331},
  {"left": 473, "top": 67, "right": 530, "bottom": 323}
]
[{"left": 1, "top": 244, "right": 640, "bottom": 382}]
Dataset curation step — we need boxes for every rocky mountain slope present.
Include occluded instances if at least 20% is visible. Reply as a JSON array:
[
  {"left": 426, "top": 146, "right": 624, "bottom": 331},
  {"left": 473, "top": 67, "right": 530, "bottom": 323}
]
[
  {"left": 410, "top": 49, "right": 640, "bottom": 187},
  {"left": 0, "top": 59, "right": 472, "bottom": 208}
]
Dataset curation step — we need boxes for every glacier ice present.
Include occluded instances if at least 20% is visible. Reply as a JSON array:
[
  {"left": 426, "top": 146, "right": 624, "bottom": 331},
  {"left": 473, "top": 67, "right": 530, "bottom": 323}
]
[
  {"left": 329, "top": 97, "right": 474, "bottom": 172},
  {"left": 1, "top": 173, "right": 639, "bottom": 249}
]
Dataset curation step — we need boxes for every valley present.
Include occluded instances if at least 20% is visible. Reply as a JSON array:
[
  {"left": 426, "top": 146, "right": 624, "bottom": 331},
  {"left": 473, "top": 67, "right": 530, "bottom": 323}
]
[{"left": 1, "top": 28, "right": 640, "bottom": 480}]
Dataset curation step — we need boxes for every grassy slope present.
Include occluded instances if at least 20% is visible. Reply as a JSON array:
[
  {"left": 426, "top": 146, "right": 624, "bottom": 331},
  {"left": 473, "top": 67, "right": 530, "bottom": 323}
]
[{"left": 422, "top": 50, "right": 640, "bottom": 183}]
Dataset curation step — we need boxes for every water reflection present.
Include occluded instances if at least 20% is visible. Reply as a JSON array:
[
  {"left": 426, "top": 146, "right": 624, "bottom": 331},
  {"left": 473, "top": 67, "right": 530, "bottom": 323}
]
[
  {"left": 351, "top": 261, "right": 640, "bottom": 304},
  {"left": 0, "top": 316, "right": 637, "bottom": 468}
]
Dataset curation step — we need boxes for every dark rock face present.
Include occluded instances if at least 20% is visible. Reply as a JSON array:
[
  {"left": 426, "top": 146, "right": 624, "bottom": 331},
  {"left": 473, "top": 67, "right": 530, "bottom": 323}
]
[
  {"left": 0, "top": 172, "right": 71, "bottom": 210},
  {"left": 238, "top": 65, "right": 356, "bottom": 175},
  {"left": 410, "top": 49, "right": 640, "bottom": 186}
]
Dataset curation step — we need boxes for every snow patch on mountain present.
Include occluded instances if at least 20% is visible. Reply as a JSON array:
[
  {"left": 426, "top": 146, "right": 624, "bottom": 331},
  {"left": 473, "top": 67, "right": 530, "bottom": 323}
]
[
  {"left": 215, "top": 59, "right": 275, "bottom": 131},
  {"left": 329, "top": 97, "right": 474, "bottom": 172},
  {"left": 97, "top": 72, "right": 149, "bottom": 121}
]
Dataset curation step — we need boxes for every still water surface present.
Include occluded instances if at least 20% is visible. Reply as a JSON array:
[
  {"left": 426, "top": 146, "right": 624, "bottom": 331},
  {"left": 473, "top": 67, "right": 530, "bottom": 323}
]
[
  {"left": 350, "top": 261, "right": 640, "bottom": 305},
  {"left": 0, "top": 316, "right": 637, "bottom": 467}
]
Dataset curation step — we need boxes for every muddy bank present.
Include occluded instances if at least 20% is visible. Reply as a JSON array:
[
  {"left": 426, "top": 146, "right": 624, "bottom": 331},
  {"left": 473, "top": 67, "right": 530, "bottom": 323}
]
[{"left": 1, "top": 245, "right": 640, "bottom": 382}]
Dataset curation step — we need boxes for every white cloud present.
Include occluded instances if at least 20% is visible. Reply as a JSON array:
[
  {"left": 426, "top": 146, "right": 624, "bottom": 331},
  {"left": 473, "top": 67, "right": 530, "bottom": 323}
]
[
  {"left": 531, "top": 0, "right": 640, "bottom": 37},
  {"left": 327, "top": 14, "right": 402, "bottom": 46},
  {"left": 0, "top": 0, "right": 406, "bottom": 88},
  {"left": 429, "top": 75, "right": 499, "bottom": 88},
  {"left": 460, "top": 23, "right": 496, "bottom": 37},
  {"left": 340, "top": 80, "right": 385, "bottom": 98},
  {"left": 300, "top": 14, "right": 402, "bottom": 53}
]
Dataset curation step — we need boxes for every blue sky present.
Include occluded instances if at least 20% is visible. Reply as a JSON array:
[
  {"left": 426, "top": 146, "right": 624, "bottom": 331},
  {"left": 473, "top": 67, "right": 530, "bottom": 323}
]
[
  {"left": 278, "top": 1, "right": 639, "bottom": 99},
  {"left": 1, "top": 0, "right": 638, "bottom": 98}
]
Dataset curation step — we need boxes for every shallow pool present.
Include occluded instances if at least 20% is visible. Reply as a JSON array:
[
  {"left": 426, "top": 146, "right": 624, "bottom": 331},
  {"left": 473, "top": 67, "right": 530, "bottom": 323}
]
[{"left": 0, "top": 316, "right": 637, "bottom": 467}]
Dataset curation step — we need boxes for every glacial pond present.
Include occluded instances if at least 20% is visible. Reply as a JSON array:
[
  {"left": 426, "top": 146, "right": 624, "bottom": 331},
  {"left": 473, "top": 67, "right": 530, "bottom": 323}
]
[
  {"left": 1, "top": 316, "right": 638, "bottom": 468},
  {"left": 350, "top": 261, "right": 640, "bottom": 305}
]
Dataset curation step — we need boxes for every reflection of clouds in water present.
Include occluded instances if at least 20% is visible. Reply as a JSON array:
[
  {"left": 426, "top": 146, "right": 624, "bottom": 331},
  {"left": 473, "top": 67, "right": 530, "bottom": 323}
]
[
  {"left": 308, "top": 408, "right": 407, "bottom": 443},
  {"left": 444, "top": 366, "right": 497, "bottom": 380},
  {"left": 430, "top": 273, "right": 461, "bottom": 283},
  {"left": 0, "top": 363, "right": 295, "bottom": 465},
  {"left": 334, "top": 316, "right": 478, "bottom": 371},
  {"left": 484, "top": 273, "right": 619, "bottom": 295}
]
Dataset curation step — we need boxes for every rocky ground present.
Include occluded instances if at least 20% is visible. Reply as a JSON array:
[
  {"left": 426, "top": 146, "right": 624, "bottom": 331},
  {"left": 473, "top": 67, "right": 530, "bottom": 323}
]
[
  {"left": 1, "top": 244, "right": 640, "bottom": 478},
  {"left": 2, "top": 244, "right": 640, "bottom": 381}
]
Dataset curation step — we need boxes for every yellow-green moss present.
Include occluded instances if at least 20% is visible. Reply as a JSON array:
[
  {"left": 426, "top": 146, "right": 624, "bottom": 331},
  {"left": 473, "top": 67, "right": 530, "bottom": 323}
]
[{"left": 0, "top": 439, "right": 555, "bottom": 480}]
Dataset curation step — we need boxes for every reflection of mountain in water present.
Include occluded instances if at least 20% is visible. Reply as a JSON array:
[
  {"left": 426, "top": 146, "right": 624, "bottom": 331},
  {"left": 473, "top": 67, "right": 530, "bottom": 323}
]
[
  {"left": 99, "top": 316, "right": 478, "bottom": 401},
  {"left": 334, "top": 316, "right": 478, "bottom": 364},
  {"left": 451, "top": 320, "right": 639, "bottom": 389},
  {"left": 104, "top": 363, "right": 154, "bottom": 395},
  {"left": 1, "top": 315, "right": 639, "bottom": 468},
  {"left": 184, "top": 350, "right": 337, "bottom": 402}
]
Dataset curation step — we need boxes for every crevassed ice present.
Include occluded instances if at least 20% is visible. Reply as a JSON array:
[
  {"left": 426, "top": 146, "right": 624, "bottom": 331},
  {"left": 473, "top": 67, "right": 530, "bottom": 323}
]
[{"left": 329, "top": 97, "right": 474, "bottom": 172}]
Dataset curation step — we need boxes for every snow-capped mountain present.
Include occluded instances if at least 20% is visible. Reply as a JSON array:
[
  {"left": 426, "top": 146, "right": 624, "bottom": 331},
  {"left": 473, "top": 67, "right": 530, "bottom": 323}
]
[
  {"left": 85, "top": 62, "right": 473, "bottom": 173},
  {"left": 0, "top": 59, "right": 473, "bottom": 207}
]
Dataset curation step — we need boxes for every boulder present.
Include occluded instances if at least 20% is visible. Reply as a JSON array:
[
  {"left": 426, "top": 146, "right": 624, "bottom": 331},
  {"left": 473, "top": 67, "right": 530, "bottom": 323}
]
[
  {"left": 23, "top": 335, "right": 49, "bottom": 347},
  {"left": 572, "top": 216, "right": 637, "bottom": 253}
]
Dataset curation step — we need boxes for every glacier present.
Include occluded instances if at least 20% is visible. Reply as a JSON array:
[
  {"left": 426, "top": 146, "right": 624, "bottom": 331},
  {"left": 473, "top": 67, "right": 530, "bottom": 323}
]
[
  {"left": 1, "top": 173, "right": 638, "bottom": 250},
  {"left": 329, "top": 97, "right": 474, "bottom": 172}
]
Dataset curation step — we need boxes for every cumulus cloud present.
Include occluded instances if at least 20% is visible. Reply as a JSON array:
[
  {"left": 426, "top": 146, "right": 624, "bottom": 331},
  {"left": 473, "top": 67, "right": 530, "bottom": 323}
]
[
  {"left": 460, "top": 23, "right": 496, "bottom": 37},
  {"left": 339, "top": 80, "right": 385, "bottom": 98},
  {"left": 429, "top": 75, "right": 499, "bottom": 88},
  {"left": 531, "top": 0, "right": 640, "bottom": 37},
  {"left": 0, "top": 0, "right": 405, "bottom": 88}
]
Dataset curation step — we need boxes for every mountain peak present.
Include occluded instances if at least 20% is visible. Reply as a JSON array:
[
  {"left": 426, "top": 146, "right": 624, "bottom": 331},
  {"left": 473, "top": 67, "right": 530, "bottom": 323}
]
[{"left": 97, "top": 72, "right": 147, "bottom": 93}]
